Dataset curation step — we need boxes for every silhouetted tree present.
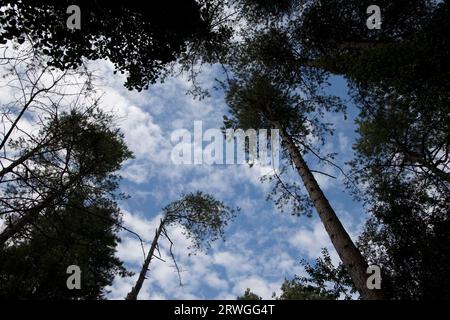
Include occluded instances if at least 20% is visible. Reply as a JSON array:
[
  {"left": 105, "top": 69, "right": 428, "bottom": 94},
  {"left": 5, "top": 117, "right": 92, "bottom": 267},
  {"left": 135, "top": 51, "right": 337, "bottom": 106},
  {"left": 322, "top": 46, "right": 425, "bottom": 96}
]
[
  {"left": 237, "top": 288, "right": 262, "bottom": 300},
  {"left": 0, "top": 107, "right": 132, "bottom": 246},
  {"left": 357, "top": 177, "right": 450, "bottom": 300},
  {"left": 126, "top": 192, "right": 236, "bottom": 300},
  {"left": 0, "top": 43, "right": 132, "bottom": 246},
  {"left": 228, "top": 0, "right": 449, "bottom": 300},
  {"left": 224, "top": 30, "right": 382, "bottom": 299},
  {"left": 0, "top": 0, "right": 233, "bottom": 90},
  {"left": 231, "top": 1, "right": 450, "bottom": 188},
  {"left": 238, "top": 249, "right": 353, "bottom": 300},
  {"left": 0, "top": 193, "right": 131, "bottom": 299}
]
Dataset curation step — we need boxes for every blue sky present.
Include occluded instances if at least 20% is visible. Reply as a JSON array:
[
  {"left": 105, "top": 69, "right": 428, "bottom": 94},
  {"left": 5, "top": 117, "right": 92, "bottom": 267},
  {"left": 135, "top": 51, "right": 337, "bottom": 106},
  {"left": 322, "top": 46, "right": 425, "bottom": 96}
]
[{"left": 83, "top": 60, "right": 367, "bottom": 300}]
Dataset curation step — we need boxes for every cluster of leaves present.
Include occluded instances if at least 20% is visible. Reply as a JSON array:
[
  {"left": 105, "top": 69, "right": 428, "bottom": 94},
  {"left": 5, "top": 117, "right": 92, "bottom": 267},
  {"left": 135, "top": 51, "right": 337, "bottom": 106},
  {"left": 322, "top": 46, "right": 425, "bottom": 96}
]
[
  {"left": 233, "top": 0, "right": 296, "bottom": 21},
  {"left": 237, "top": 288, "right": 263, "bottom": 300},
  {"left": 164, "top": 191, "right": 238, "bottom": 252},
  {"left": 0, "top": 105, "right": 133, "bottom": 298},
  {"left": 0, "top": 0, "right": 232, "bottom": 91},
  {"left": 1, "top": 107, "right": 132, "bottom": 225},
  {"left": 344, "top": 1, "right": 450, "bottom": 300},
  {"left": 357, "top": 178, "right": 450, "bottom": 300},
  {"left": 0, "top": 193, "right": 132, "bottom": 300},
  {"left": 261, "top": 166, "right": 314, "bottom": 217},
  {"left": 297, "top": 249, "right": 355, "bottom": 299},
  {"left": 238, "top": 249, "right": 355, "bottom": 300}
]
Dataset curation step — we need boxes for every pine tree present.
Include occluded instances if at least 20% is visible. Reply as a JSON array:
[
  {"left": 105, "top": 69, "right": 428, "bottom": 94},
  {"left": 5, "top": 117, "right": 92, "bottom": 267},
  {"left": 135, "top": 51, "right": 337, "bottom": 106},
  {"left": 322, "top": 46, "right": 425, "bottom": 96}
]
[
  {"left": 223, "top": 35, "right": 382, "bottom": 297},
  {"left": 126, "top": 192, "right": 236, "bottom": 300},
  {"left": 0, "top": 194, "right": 131, "bottom": 299}
]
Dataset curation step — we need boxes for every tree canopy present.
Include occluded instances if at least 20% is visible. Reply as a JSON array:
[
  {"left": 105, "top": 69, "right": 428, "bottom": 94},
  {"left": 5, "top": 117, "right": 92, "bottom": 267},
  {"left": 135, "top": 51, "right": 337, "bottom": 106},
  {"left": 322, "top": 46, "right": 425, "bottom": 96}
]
[
  {"left": 0, "top": 0, "right": 449, "bottom": 301},
  {"left": 0, "top": 193, "right": 131, "bottom": 299},
  {"left": 0, "top": 0, "right": 232, "bottom": 90}
]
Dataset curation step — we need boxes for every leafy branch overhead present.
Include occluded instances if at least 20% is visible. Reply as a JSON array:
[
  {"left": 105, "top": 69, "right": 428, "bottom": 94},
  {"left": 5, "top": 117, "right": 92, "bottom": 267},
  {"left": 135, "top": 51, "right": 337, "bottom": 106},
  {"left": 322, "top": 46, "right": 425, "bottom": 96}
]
[
  {"left": 0, "top": 0, "right": 233, "bottom": 91},
  {"left": 165, "top": 191, "right": 238, "bottom": 253},
  {"left": 0, "top": 0, "right": 449, "bottom": 301}
]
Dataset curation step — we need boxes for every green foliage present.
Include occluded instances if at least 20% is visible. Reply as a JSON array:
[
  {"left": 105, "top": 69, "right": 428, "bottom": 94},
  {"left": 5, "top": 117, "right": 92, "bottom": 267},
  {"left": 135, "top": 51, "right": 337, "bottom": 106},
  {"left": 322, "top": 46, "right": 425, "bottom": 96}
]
[
  {"left": 238, "top": 249, "right": 354, "bottom": 300},
  {"left": 0, "top": 193, "right": 131, "bottom": 300},
  {"left": 0, "top": 103, "right": 133, "bottom": 298},
  {"left": 358, "top": 178, "right": 450, "bottom": 300},
  {"left": 49, "top": 108, "right": 132, "bottom": 176},
  {"left": 346, "top": 4, "right": 450, "bottom": 192},
  {"left": 1, "top": 107, "right": 132, "bottom": 223},
  {"left": 276, "top": 277, "right": 336, "bottom": 300},
  {"left": 279, "top": 179, "right": 450, "bottom": 300},
  {"left": 164, "top": 191, "right": 237, "bottom": 252},
  {"left": 233, "top": 0, "right": 296, "bottom": 20},
  {"left": 222, "top": 15, "right": 347, "bottom": 142},
  {"left": 296, "top": 0, "right": 433, "bottom": 55},
  {"left": 338, "top": 2, "right": 450, "bottom": 301},
  {"left": 297, "top": 249, "right": 355, "bottom": 299},
  {"left": 237, "top": 288, "right": 262, "bottom": 300},
  {"left": 0, "top": 0, "right": 232, "bottom": 91},
  {"left": 350, "top": 85, "right": 450, "bottom": 196},
  {"left": 296, "top": 2, "right": 450, "bottom": 194},
  {"left": 261, "top": 166, "right": 314, "bottom": 217}
]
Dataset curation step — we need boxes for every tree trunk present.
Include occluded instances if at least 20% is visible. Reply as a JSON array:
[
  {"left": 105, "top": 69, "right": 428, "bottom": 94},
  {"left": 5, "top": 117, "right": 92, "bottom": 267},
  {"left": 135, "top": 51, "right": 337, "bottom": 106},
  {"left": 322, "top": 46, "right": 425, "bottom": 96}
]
[
  {"left": 277, "top": 125, "right": 384, "bottom": 300},
  {"left": 125, "top": 216, "right": 167, "bottom": 300},
  {"left": 0, "top": 207, "right": 40, "bottom": 246},
  {"left": 0, "top": 142, "right": 51, "bottom": 178}
]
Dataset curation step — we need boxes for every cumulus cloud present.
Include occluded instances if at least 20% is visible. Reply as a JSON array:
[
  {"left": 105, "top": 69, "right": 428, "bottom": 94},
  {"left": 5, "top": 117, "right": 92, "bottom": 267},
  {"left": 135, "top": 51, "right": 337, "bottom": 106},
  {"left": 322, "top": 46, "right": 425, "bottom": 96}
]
[
  {"left": 75, "top": 59, "right": 364, "bottom": 300},
  {"left": 232, "top": 276, "right": 280, "bottom": 300},
  {"left": 3, "top": 44, "right": 358, "bottom": 301},
  {"left": 289, "top": 221, "right": 336, "bottom": 260}
]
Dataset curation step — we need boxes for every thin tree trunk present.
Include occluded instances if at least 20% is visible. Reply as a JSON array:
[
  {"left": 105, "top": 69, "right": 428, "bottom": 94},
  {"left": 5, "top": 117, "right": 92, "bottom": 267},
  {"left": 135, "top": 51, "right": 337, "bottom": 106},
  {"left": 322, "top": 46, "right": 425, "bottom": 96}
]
[
  {"left": 0, "top": 192, "right": 58, "bottom": 246},
  {"left": 0, "top": 142, "right": 50, "bottom": 178},
  {"left": 0, "top": 77, "right": 61, "bottom": 152},
  {"left": 277, "top": 125, "right": 384, "bottom": 300},
  {"left": 125, "top": 216, "right": 167, "bottom": 300}
]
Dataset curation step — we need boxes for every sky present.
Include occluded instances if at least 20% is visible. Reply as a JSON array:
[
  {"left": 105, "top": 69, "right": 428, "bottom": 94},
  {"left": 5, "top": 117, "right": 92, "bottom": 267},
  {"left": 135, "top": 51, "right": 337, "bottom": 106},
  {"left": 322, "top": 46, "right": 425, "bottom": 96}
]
[
  {"left": 0, "top": 42, "right": 368, "bottom": 299},
  {"left": 81, "top": 59, "right": 369, "bottom": 300}
]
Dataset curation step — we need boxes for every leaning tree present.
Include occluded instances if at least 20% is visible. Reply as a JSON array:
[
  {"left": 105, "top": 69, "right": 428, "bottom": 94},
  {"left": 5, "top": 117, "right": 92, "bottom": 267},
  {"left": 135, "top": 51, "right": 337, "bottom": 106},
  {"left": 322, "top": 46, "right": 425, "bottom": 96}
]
[
  {"left": 125, "top": 192, "right": 236, "bottom": 300},
  {"left": 0, "top": 42, "right": 132, "bottom": 246},
  {"left": 221, "top": 25, "right": 383, "bottom": 298}
]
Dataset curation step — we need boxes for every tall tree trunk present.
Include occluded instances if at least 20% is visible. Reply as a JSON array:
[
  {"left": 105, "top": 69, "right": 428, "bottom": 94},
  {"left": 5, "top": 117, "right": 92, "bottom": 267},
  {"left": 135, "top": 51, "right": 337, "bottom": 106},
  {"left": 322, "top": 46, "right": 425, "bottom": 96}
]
[
  {"left": 0, "top": 190, "right": 61, "bottom": 246},
  {"left": 0, "top": 86, "right": 53, "bottom": 152},
  {"left": 125, "top": 217, "right": 167, "bottom": 300},
  {"left": 277, "top": 125, "right": 384, "bottom": 300},
  {"left": 0, "top": 142, "right": 52, "bottom": 178}
]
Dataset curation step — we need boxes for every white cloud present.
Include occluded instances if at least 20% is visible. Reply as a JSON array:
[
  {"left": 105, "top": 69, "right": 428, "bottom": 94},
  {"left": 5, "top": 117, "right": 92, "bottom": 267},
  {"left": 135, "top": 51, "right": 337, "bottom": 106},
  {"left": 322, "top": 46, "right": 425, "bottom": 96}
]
[
  {"left": 204, "top": 273, "right": 229, "bottom": 291},
  {"left": 3, "top": 54, "right": 362, "bottom": 300},
  {"left": 338, "top": 132, "right": 350, "bottom": 153},
  {"left": 213, "top": 251, "right": 253, "bottom": 276},
  {"left": 289, "top": 220, "right": 340, "bottom": 264}
]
